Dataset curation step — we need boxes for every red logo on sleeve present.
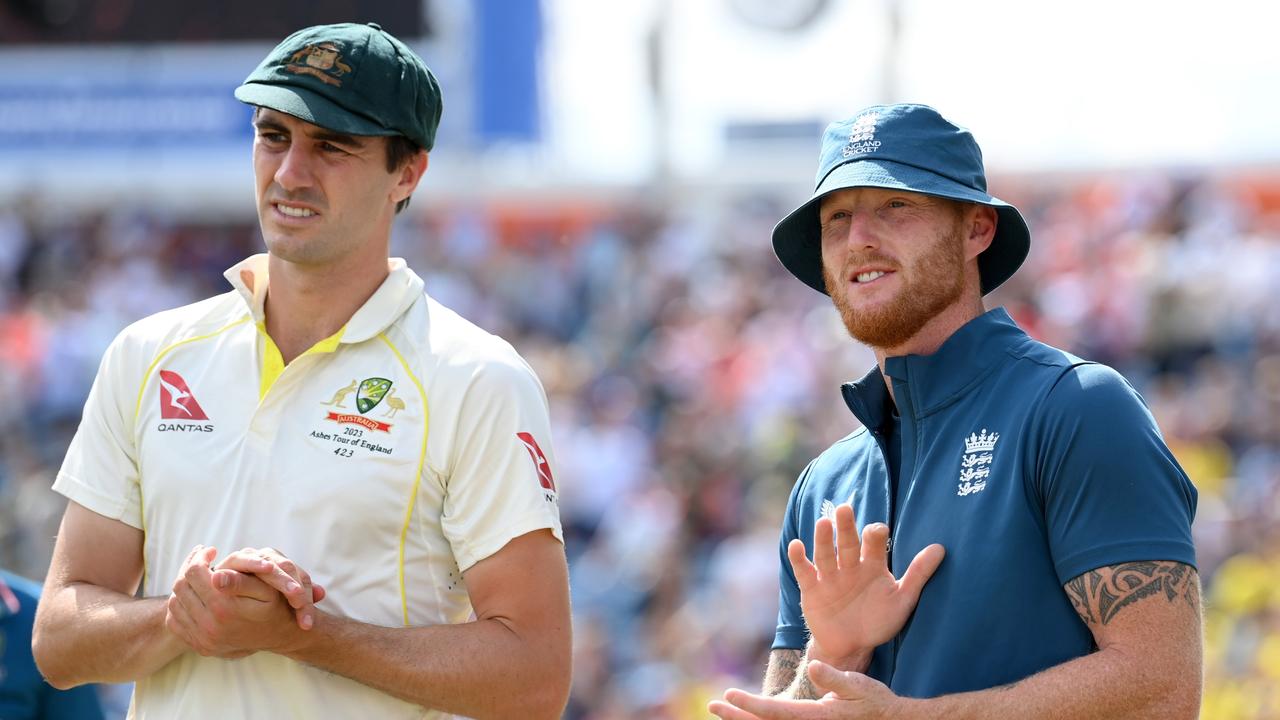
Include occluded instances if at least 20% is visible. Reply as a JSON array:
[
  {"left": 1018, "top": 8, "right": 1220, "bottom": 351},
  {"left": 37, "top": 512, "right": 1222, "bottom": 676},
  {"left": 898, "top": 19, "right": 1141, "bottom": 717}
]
[
  {"left": 517, "top": 432, "right": 556, "bottom": 492},
  {"left": 158, "top": 370, "right": 209, "bottom": 420}
]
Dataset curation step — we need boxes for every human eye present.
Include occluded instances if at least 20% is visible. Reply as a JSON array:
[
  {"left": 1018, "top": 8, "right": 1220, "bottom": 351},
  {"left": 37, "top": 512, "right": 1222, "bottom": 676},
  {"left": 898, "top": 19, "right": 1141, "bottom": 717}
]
[
  {"left": 257, "top": 130, "right": 287, "bottom": 145},
  {"left": 320, "top": 142, "right": 348, "bottom": 154},
  {"left": 822, "top": 209, "right": 850, "bottom": 224}
]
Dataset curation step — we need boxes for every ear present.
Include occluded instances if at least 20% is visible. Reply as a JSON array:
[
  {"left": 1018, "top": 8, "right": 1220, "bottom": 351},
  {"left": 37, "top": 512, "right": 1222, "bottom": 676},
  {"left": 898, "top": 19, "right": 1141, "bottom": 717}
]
[
  {"left": 390, "top": 150, "right": 429, "bottom": 206},
  {"left": 963, "top": 204, "right": 998, "bottom": 262}
]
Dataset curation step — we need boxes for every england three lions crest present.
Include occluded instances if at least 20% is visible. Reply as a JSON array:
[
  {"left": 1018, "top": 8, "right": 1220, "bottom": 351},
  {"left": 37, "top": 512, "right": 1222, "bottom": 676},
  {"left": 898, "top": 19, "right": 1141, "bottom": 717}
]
[{"left": 958, "top": 429, "right": 998, "bottom": 496}]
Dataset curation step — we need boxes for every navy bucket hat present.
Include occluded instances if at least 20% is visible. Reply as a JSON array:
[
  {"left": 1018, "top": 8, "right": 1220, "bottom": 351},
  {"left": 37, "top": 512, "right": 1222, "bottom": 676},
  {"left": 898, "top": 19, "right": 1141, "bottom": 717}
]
[{"left": 772, "top": 104, "right": 1030, "bottom": 296}]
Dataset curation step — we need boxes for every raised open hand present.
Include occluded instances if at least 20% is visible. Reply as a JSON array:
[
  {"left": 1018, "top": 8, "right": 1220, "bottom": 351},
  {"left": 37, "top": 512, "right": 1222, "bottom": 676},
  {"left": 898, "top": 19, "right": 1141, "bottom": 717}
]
[{"left": 790, "top": 501, "right": 944, "bottom": 664}]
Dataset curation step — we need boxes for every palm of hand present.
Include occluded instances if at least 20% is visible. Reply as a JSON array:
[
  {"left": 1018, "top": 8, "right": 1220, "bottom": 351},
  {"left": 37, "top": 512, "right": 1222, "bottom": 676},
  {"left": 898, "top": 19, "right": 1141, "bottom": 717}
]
[{"left": 791, "top": 503, "right": 945, "bottom": 661}]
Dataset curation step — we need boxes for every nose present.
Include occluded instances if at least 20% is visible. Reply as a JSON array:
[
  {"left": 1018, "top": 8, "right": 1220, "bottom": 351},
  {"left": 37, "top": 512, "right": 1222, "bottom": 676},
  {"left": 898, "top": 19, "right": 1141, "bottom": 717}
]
[
  {"left": 843, "top": 209, "right": 882, "bottom": 251},
  {"left": 274, "top": 144, "right": 315, "bottom": 192}
]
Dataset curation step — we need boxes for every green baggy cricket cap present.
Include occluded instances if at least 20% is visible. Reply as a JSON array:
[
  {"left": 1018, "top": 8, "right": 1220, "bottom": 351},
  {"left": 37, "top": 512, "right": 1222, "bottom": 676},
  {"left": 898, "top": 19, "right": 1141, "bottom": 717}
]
[
  {"left": 773, "top": 103, "right": 1031, "bottom": 296},
  {"left": 235, "top": 22, "right": 443, "bottom": 151}
]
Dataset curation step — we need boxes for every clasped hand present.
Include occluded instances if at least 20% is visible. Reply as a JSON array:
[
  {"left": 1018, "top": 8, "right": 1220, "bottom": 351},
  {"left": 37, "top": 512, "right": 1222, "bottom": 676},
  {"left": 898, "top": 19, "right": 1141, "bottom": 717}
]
[{"left": 165, "top": 545, "right": 326, "bottom": 659}]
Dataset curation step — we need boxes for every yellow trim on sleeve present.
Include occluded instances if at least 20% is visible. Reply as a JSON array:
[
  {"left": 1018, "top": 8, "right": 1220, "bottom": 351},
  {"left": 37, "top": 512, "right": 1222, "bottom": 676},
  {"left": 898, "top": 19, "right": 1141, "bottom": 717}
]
[
  {"left": 378, "top": 332, "right": 430, "bottom": 626},
  {"left": 131, "top": 316, "right": 253, "bottom": 584},
  {"left": 256, "top": 323, "right": 346, "bottom": 401}
]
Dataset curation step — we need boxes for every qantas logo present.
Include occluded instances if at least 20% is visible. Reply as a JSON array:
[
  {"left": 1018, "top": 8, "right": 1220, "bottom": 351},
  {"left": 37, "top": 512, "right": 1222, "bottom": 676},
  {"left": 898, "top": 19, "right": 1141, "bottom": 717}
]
[
  {"left": 516, "top": 432, "right": 556, "bottom": 492},
  {"left": 158, "top": 370, "right": 209, "bottom": 421}
]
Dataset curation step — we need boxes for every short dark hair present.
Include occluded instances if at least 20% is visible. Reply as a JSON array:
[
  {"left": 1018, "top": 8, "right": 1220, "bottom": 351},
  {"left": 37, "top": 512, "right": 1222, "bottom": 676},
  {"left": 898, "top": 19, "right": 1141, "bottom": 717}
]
[{"left": 385, "top": 135, "right": 422, "bottom": 214}]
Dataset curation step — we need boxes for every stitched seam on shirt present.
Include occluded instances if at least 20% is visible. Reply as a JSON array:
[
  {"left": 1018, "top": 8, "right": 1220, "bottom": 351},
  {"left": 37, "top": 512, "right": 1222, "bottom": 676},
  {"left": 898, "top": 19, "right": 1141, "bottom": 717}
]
[
  {"left": 378, "top": 332, "right": 431, "bottom": 627},
  {"left": 130, "top": 316, "right": 252, "bottom": 585}
]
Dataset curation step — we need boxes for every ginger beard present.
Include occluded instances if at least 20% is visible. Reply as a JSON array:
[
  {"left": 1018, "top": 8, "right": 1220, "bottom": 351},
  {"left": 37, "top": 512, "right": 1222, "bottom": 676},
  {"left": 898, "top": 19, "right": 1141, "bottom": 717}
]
[{"left": 823, "top": 220, "right": 967, "bottom": 349}]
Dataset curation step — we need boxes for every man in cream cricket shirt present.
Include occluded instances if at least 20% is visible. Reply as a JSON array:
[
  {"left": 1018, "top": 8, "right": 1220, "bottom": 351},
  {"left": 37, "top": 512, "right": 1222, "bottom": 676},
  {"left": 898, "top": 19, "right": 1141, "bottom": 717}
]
[{"left": 32, "top": 23, "right": 571, "bottom": 720}]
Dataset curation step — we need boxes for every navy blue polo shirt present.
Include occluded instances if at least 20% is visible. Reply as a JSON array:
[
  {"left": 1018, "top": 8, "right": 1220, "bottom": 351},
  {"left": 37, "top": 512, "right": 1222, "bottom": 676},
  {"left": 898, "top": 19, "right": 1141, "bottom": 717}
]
[
  {"left": 0, "top": 570, "right": 106, "bottom": 720},
  {"left": 773, "top": 308, "right": 1197, "bottom": 697}
]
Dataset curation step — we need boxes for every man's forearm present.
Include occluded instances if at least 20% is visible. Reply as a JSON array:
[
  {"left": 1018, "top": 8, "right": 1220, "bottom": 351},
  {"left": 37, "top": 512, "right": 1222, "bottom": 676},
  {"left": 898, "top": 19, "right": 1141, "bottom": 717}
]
[
  {"left": 901, "top": 645, "right": 1199, "bottom": 720},
  {"left": 281, "top": 611, "right": 569, "bottom": 720},
  {"left": 33, "top": 582, "right": 186, "bottom": 688}
]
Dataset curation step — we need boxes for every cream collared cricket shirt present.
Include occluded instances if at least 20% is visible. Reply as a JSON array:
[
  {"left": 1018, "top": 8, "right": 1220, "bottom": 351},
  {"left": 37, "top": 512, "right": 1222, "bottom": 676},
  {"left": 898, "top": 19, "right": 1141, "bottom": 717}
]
[{"left": 54, "top": 254, "right": 564, "bottom": 719}]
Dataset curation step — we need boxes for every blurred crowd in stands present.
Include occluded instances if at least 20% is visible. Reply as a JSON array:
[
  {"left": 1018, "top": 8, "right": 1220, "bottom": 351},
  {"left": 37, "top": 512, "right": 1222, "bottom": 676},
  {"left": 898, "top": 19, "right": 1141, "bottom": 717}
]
[{"left": 0, "top": 172, "right": 1277, "bottom": 718}]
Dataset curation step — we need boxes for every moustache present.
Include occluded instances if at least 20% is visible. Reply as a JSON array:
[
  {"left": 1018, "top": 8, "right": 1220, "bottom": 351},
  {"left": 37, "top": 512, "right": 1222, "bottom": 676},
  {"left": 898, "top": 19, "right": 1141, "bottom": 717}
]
[
  {"left": 841, "top": 254, "right": 900, "bottom": 275},
  {"left": 265, "top": 185, "right": 325, "bottom": 210}
]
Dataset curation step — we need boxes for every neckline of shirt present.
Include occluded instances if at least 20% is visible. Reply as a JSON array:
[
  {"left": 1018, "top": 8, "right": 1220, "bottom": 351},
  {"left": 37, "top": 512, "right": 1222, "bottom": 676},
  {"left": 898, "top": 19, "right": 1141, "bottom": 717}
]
[{"left": 222, "top": 253, "right": 426, "bottom": 345}]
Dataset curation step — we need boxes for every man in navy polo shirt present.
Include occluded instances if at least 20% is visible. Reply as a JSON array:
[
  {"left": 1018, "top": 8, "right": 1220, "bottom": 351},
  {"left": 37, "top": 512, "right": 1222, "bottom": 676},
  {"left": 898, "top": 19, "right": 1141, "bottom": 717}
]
[{"left": 710, "top": 104, "right": 1201, "bottom": 719}]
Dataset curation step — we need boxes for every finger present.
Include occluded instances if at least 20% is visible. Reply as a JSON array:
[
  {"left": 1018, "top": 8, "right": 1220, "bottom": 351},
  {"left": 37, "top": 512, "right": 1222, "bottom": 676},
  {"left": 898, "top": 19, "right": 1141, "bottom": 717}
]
[
  {"left": 218, "top": 555, "right": 305, "bottom": 604},
  {"left": 260, "top": 552, "right": 312, "bottom": 610},
  {"left": 172, "top": 576, "right": 214, "bottom": 635},
  {"left": 211, "top": 570, "right": 278, "bottom": 603},
  {"left": 294, "top": 570, "right": 315, "bottom": 629},
  {"left": 172, "top": 571, "right": 209, "bottom": 614},
  {"left": 898, "top": 543, "right": 946, "bottom": 600},
  {"left": 180, "top": 544, "right": 203, "bottom": 570},
  {"left": 806, "top": 660, "right": 870, "bottom": 697},
  {"left": 707, "top": 699, "right": 765, "bottom": 720},
  {"left": 214, "top": 552, "right": 276, "bottom": 576},
  {"left": 165, "top": 593, "right": 200, "bottom": 646},
  {"left": 721, "top": 689, "right": 819, "bottom": 719},
  {"left": 185, "top": 561, "right": 221, "bottom": 608},
  {"left": 812, "top": 517, "right": 836, "bottom": 578},
  {"left": 258, "top": 550, "right": 316, "bottom": 629},
  {"left": 312, "top": 583, "right": 326, "bottom": 603},
  {"left": 834, "top": 503, "right": 859, "bottom": 570},
  {"left": 861, "top": 523, "right": 890, "bottom": 568},
  {"left": 787, "top": 539, "right": 818, "bottom": 592}
]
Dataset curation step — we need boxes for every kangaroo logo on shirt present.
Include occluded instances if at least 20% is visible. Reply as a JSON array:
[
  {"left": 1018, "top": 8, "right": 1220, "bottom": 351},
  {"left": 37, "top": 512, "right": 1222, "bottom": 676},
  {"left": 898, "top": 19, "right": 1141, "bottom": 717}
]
[
  {"left": 958, "top": 429, "right": 998, "bottom": 496},
  {"left": 321, "top": 377, "right": 395, "bottom": 433},
  {"left": 158, "top": 370, "right": 209, "bottom": 420},
  {"left": 517, "top": 432, "right": 557, "bottom": 493}
]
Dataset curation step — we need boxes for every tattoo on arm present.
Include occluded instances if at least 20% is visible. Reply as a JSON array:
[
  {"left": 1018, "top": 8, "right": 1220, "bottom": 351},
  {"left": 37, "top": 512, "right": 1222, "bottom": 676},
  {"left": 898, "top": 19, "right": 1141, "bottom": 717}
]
[
  {"left": 762, "top": 649, "right": 802, "bottom": 695},
  {"left": 1063, "top": 561, "right": 1200, "bottom": 627}
]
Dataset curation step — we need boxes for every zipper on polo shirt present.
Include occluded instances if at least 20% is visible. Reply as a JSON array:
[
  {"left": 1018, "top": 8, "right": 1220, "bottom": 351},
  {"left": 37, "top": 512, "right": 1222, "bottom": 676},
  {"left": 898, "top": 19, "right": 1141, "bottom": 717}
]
[
  {"left": 887, "top": 376, "right": 923, "bottom": 686},
  {"left": 868, "top": 425, "right": 894, "bottom": 565}
]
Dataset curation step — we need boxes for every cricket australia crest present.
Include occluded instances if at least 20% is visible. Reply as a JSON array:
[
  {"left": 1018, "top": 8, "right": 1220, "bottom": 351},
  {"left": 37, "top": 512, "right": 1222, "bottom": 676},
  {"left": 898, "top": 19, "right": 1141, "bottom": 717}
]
[
  {"left": 320, "top": 377, "right": 399, "bottom": 433},
  {"left": 356, "top": 377, "right": 392, "bottom": 414},
  {"left": 958, "top": 429, "right": 998, "bottom": 496}
]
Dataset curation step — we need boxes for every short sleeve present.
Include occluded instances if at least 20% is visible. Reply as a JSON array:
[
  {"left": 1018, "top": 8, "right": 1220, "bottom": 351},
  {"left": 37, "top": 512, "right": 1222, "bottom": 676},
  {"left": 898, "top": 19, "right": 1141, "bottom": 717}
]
[
  {"left": 51, "top": 333, "right": 143, "bottom": 529},
  {"left": 773, "top": 461, "right": 814, "bottom": 650},
  {"left": 1036, "top": 363, "right": 1198, "bottom": 585},
  {"left": 442, "top": 353, "right": 564, "bottom": 572}
]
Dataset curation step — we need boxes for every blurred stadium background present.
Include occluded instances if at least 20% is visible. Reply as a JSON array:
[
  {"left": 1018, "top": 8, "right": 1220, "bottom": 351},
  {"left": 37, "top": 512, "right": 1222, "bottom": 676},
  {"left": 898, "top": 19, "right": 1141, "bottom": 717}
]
[{"left": 1, "top": 0, "right": 1278, "bottom": 717}]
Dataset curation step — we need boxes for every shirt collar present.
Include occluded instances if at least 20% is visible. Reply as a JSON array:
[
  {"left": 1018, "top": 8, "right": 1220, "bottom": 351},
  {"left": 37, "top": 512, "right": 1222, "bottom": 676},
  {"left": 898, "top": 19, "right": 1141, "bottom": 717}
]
[
  {"left": 842, "top": 307, "right": 1029, "bottom": 422},
  {"left": 842, "top": 364, "right": 891, "bottom": 432},
  {"left": 223, "top": 254, "right": 425, "bottom": 344}
]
